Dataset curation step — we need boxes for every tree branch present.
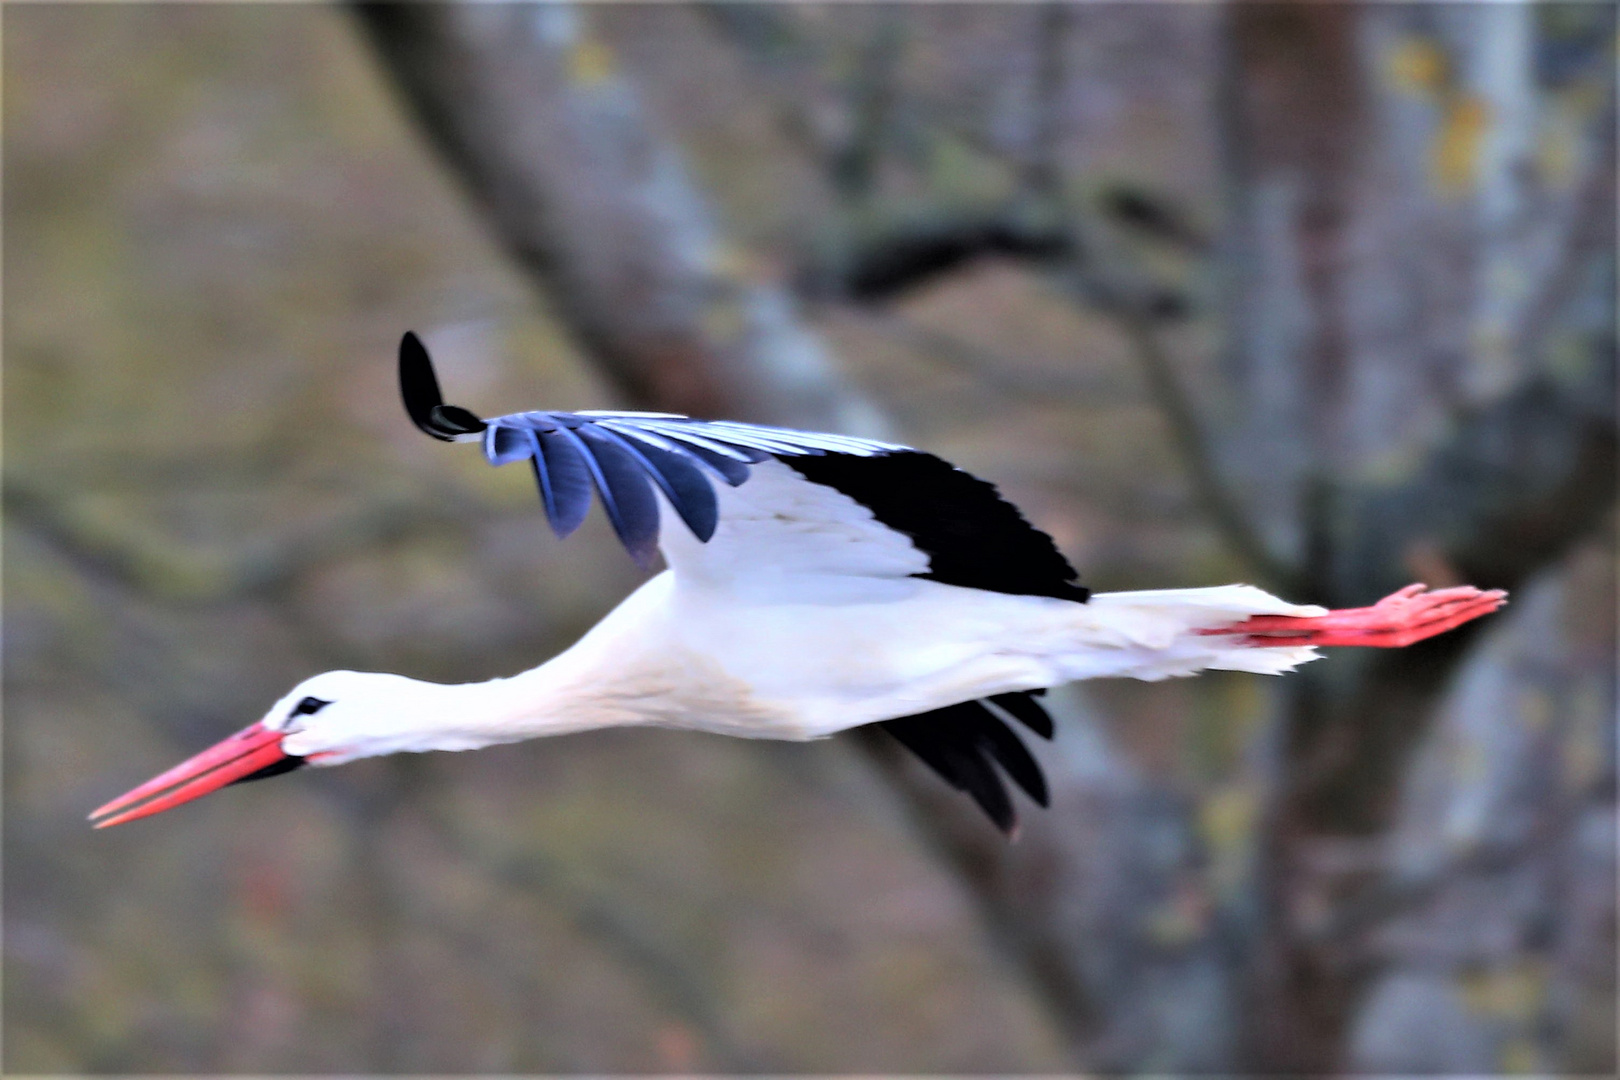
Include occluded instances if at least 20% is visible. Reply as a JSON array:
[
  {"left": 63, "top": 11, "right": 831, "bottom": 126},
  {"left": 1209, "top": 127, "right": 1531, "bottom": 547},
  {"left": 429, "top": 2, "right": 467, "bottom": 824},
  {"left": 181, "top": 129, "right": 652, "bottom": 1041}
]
[
  {"left": 1105, "top": 303, "right": 1301, "bottom": 593},
  {"left": 2, "top": 479, "right": 477, "bottom": 604},
  {"left": 833, "top": 305, "right": 1122, "bottom": 403},
  {"left": 353, "top": 3, "right": 882, "bottom": 436}
]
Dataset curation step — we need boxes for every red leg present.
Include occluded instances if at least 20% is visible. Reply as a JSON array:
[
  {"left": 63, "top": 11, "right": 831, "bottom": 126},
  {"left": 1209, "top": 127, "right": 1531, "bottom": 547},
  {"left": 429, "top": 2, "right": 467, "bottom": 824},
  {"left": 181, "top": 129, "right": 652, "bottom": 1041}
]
[{"left": 1199, "top": 584, "right": 1508, "bottom": 648}]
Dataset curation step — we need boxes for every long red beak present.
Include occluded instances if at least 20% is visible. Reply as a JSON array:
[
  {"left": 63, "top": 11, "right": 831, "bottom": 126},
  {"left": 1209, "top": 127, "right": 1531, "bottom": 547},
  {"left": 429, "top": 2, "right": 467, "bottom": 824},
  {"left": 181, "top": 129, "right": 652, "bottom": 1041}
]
[{"left": 89, "top": 721, "right": 290, "bottom": 829}]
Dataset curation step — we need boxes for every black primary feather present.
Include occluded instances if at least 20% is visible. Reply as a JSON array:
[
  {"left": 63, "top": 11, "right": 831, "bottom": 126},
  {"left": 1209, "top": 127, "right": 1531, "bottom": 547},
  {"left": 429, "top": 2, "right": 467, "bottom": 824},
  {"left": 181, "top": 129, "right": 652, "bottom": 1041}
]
[
  {"left": 487, "top": 425, "right": 531, "bottom": 466},
  {"left": 974, "top": 712, "right": 1048, "bottom": 807},
  {"left": 586, "top": 427, "right": 719, "bottom": 541},
  {"left": 785, "top": 451, "right": 1089, "bottom": 603},
  {"left": 887, "top": 714, "right": 1015, "bottom": 832},
  {"left": 399, "top": 332, "right": 487, "bottom": 441},
  {"left": 535, "top": 429, "right": 596, "bottom": 537},
  {"left": 430, "top": 404, "right": 487, "bottom": 437},
  {"left": 987, "top": 691, "right": 1054, "bottom": 739},
  {"left": 658, "top": 438, "right": 755, "bottom": 486},
  {"left": 399, "top": 331, "right": 447, "bottom": 437},
  {"left": 880, "top": 699, "right": 1050, "bottom": 833},
  {"left": 465, "top": 407, "right": 894, "bottom": 552},
  {"left": 575, "top": 427, "right": 662, "bottom": 567}
]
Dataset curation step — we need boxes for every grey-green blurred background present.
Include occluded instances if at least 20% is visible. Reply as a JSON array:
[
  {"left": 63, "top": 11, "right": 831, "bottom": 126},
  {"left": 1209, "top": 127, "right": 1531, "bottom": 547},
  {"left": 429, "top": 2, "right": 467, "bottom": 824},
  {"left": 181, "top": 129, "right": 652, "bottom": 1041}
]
[{"left": 5, "top": 3, "right": 1615, "bottom": 1074}]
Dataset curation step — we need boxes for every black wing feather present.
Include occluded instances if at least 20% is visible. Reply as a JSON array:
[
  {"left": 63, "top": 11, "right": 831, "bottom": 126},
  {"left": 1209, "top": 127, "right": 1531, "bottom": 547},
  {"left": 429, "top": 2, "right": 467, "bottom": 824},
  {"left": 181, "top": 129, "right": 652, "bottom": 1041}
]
[
  {"left": 399, "top": 331, "right": 451, "bottom": 439},
  {"left": 975, "top": 710, "right": 1049, "bottom": 806},
  {"left": 660, "top": 437, "right": 756, "bottom": 486},
  {"left": 880, "top": 699, "right": 1051, "bottom": 833},
  {"left": 575, "top": 427, "right": 661, "bottom": 566},
  {"left": 526, "top": 431, "right": 560, "bottom": 526},
  {"left": 587, "top": 427, "right": 720, "bottom": 542},
  {"left": 536, "top": 429, "right": 595, "bottom": 537},
  {"left": 400, "top": 332, "right": 488, "bottom": 441},
  {"left": 488, "top": 424, "right": 531, "bottom": 466},
  {"left": 987, "top": 691, "right": 1055, "bottom": 740},
  {"left": 430, "top": 404, "right": 487, "bottom": 437},
  {"left": 548, "top": 427, "right": 631, "bottom": 551},
  {"left": 784, "top": 451, "right": 1088, "bottom": 603},
  {"left": 884, "top": 708, "right": 1017, "bottom": 833}
]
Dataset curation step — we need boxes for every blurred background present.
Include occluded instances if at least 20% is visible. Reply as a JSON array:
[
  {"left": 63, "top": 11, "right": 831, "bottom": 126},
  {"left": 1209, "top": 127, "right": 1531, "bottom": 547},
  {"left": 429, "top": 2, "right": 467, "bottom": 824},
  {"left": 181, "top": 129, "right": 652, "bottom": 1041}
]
[{"left": 5, "top": 3, "right": 1615, "bottom": 1073}]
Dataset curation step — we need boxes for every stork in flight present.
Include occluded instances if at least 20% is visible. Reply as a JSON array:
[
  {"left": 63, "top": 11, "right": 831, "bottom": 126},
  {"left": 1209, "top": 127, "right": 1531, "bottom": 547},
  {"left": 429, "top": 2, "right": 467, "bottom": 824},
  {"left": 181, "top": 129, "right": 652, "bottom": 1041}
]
[{"left": 91, "top": 333, "right": 1506, "bottom": 834}]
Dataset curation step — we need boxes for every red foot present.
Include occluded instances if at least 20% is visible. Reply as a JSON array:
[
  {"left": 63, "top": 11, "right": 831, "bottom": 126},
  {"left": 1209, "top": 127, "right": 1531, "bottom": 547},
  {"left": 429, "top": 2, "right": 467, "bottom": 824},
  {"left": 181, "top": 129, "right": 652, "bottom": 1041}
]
[{"left": 1201, "top": 584, "right": 1508, "bottom": 649}]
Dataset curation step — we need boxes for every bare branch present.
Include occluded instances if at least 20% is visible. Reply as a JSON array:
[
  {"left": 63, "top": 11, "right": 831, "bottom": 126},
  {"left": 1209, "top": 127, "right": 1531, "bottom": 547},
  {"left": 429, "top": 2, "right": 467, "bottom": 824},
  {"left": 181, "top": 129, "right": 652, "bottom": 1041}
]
[
  {"left": 354, "top": 3, "right": 882, "bottom": 436},
  {"left": 802, "top": 201, "right": 1073, "bottom": 302},
  {"left": 2, "top": 480, "right": 476, "bottom": 604},
  {"left": 1112, "top": 306, "right": 1304, "bottom": 593},
  {"left": 834, "top": 305, "right": 1122, "bottom": 403}
]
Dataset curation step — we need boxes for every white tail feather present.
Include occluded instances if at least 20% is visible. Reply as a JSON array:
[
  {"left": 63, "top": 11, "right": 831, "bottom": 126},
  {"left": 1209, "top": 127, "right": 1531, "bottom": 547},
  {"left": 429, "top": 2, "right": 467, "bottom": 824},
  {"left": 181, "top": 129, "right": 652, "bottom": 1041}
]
[{"left": 1065, "top": 585, "right": 1328, "bottom": 682}]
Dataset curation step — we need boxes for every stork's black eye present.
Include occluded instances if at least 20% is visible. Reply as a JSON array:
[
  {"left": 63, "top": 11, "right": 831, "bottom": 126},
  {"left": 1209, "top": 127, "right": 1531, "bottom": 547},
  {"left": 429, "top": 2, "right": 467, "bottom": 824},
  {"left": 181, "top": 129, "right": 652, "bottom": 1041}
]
[{"left": 291, "top": 696, "right": 330, "bottom": 717}]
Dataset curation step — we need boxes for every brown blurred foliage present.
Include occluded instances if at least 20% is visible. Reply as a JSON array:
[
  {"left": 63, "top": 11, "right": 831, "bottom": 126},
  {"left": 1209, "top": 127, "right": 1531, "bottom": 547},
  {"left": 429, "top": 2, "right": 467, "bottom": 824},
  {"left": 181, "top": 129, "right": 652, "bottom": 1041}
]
[{"left": 5, "top": 3, "right": 1614, "bottom": 1073}]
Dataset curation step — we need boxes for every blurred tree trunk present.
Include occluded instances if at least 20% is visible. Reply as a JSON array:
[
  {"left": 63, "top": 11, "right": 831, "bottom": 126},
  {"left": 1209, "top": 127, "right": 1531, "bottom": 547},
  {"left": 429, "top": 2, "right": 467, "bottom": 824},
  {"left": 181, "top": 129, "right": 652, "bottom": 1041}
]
[{"left": 1219, "top": 4, "right": 1616, "bottom": 1069}]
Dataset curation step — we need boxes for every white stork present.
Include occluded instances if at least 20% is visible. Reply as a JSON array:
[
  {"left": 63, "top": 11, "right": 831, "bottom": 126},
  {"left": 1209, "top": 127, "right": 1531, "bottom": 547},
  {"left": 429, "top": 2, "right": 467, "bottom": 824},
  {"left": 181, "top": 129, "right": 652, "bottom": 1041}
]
[{"left": 91, "top": 333, "right": 1506, "bottom": 834}]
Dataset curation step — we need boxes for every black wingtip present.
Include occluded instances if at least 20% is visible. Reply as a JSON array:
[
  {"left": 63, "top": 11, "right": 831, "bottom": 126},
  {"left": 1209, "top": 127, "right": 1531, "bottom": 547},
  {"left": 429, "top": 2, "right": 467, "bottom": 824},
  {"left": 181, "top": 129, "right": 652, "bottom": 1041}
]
[
  {"left": 988, "top": 691, "right": 1055, "bottom": 740},
  {"left": 881, "top": 701, "right": 1047, "bottom": 836},
  {"left": 399, "top": 331, "right": 486, "bottom": 441},
  {"left": 399, "top": 332, "right": 447, "bottom": 438}
]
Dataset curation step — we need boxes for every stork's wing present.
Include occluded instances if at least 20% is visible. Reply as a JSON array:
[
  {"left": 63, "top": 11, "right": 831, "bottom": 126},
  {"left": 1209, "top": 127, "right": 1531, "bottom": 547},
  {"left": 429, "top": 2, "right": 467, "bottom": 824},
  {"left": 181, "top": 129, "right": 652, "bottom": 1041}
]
[
  {"left": 881, "top": 693, "right": 1054, "bottom": 833},
  {"left": 400, "top": 331, "right": 1088, "bottom": 603},
  {"left": 401, "top": 332, "right": 1074, "bottom": 832}
]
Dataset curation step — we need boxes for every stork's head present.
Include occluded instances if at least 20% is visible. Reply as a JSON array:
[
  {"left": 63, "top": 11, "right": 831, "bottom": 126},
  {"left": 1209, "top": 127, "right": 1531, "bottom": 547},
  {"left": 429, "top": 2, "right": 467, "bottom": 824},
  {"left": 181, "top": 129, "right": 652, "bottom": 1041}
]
[{"left": 89, "top": 670, "right": 449, "bottom": 828}]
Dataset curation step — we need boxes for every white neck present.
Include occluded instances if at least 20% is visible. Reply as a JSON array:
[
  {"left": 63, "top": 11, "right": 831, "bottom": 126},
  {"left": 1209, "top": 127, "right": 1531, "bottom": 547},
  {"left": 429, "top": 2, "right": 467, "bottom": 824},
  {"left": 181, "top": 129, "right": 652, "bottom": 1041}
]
[
  {"left": 283, "top": 650, "right": 658, "bottom": 765},
  {"left": 327, "top": 574, "right": 709, "bottom": 759},
  {"left": 417, "top": 646, "right": 656, "bottom": 751}
]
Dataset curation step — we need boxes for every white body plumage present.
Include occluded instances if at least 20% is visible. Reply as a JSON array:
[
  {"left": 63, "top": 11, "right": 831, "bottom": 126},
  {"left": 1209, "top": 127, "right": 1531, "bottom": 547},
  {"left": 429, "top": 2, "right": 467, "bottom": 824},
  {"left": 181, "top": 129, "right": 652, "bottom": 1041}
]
[{"left": 276, "top": 458, "right": 1323, "bottom": 764}]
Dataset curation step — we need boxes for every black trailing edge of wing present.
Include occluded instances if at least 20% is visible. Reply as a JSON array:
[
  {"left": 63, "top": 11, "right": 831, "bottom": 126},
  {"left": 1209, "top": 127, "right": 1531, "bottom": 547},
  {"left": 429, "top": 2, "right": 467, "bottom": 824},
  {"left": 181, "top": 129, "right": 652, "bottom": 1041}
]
[
  {"left": 399, "top": 331, "right": 488, "bottom": 441},
  {"left": 881, "top": 693, "right": 1052, "bottom": 834},
  {"left": 786, "top": 451, "right": 1089, "bottom": 603},
  {"left": 987, "top": 690, "right": 1054, "bottom": 739}
]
